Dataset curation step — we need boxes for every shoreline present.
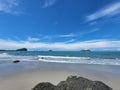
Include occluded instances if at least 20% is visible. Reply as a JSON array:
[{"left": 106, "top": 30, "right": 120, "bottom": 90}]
[{"left": 0, "top": 62, "right": 120, "bottom": 90}]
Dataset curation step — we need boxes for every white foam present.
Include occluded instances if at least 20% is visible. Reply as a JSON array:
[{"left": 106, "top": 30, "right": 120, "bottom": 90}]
[
  {"left": 0, "top": 54, "right": 120, "bottom": 65},
  {"left": 0, "top": 53, "right": 12, "bottom": 57},
  {"left": 38, "top": 55, "right": 120, "bottom": 65},
  {"left": 0, "top": 53, "right": 37, "bottom": 62},
  {"left": 38, "top": 55, "right": 92, "bottom": 60}
]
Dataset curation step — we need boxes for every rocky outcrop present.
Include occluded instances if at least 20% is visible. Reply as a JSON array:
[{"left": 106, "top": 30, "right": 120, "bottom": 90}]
[
  {"left": 32, "top": 76, "right": 112, "bottom": 90},
  {"left": 16, "top": 48, "right": 27, "bottom": 51},
  {"left": 49, "top": 50, "right": 53, "bottom": 52},
  {"left": 0, "top": 48, "right": 28, "bottom": 51},
  {"left": 80, "top": 49, "right": 91, "bottom": 52},
  {"left": 0, "top": 50, "right": 6, "bottom": 51},
  {"left": 32, "top": 83, "right": 55, "bottom": 90},
  {"left": 13, "top": 60, "right": 20, "bottom": 63}
]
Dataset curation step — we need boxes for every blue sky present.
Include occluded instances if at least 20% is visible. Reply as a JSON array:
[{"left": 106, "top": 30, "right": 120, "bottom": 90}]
[{"left": 0, "top": 0, "right": 120, "bottom": 51}]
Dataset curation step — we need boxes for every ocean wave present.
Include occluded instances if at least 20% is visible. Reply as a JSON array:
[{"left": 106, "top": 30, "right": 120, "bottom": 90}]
[
  {"left": 0, "top": 53, "right": 12, "bottom": 57},
  {"left": 0, "top": 53, "right": 120, "bottom": 65},
  {"left": 38, "top": 55, "right": 120, "bottom": 65},
  {"left": 38, "top": 55, "right": 92, "bottom": 60},
  {"left": 0, "top": 53, "right": 37, "bottom": 63}
]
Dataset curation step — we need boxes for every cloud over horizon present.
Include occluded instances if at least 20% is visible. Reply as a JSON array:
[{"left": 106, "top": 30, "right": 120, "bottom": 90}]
[
  {"left": 0, "top": 38, "right": 120, "bottom": 51},
  {"left": 27, "top": 37, "right": 40, "bottom": 42}
]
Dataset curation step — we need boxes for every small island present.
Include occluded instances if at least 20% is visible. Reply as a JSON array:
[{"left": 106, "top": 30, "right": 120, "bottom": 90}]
[
  {"left": 0, "top": 50, "right": 6, "bottom": 51},
  {"left": 80, "top": 49, "right": 91, "bottom": 52},
  {"left": 16, "top": 48, "right": 28, "bottom": 51},
  {"left": 49, "top": 50, "right": 53, "bottom": 52},
  {"left": 0, "top": 48, "right": 28, "bottom": 51}
]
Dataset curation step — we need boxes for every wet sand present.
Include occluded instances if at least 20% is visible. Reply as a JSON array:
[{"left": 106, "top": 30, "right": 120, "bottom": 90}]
[{"left": 0, "top": 62, "right": 120, "bottom": 90}]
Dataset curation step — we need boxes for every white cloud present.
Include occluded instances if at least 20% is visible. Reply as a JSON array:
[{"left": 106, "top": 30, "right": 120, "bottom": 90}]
[
  {"left": 42, "top": 0, "right": 57, "bottom": 8},
  {"left": 89, "top": 22, "right": 97, "bottom": 25},
  {"left": 57, "top": 33, "right": 76, "bottom": 38},
  {"left": 0, "top": 0, "right": 20, "bottom": 14},
  {"left": 27, "top": 37, "right": 40, "bottom": 42},
  {"left": 57, "top": 29, "right": 99, "bottom": 38},
  {"left": 90, "top": 28, "right": 99, "bottom": 32},
  {"left": 0, "top": 38, "right": 120, "bottom": 51},
  {"left": 86, "top": 2, "right": 120, "bottom": 21},
  {"left": 79, "top": 28, "right": 99, "bottom": 36},
  {"left": 64, "top": 39, "right": 76, "bottom": 43}
]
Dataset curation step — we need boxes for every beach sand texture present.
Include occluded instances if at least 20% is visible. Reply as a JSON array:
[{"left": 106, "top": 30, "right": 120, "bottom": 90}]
[{"left": 0, "top": 62, "right": 120, "bottom": 90}]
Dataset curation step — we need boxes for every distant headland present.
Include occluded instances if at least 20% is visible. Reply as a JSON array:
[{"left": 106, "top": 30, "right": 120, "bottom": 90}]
[
  {"left": 0, "top": 48, "right": 28, "bottom": 51},
  {"left": 80, "top": 49, "right": 91, "bottom": 52}
]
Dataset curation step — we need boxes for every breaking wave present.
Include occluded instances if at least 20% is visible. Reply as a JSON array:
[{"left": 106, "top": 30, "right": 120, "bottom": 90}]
[
  {"left": 38, "top": 55, "right": 120, "bottom": 65},
  {"left": 0, "top": 53, "right": 120, "bottom": 65}
]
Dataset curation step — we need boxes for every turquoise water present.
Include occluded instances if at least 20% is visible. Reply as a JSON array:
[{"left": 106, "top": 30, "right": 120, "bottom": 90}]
[
  {"left": 0, "top": 51, "right": 120, "bottom": 65},
  {"left": 4, "top": 51, "right": 120, "bottom": 59}
]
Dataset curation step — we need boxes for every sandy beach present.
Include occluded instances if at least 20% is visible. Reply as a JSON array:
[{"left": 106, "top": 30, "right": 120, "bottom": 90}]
[
  {"left": 0, "top": 0, "right": 120, "bottom": 89},
  {"left": 0, "top": 62, "right": 120, "bottom": 90}
]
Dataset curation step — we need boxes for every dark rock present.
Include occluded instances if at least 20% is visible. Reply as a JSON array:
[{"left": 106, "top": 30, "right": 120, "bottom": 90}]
[
  {"left": 80, "top": 49, "right": 91, "bottom": 52},
  {"left": 0, "top": 50, "right": 6, "bottom": 51},
  {"left": 32, "top": 82, "right": 55, "bottom": 90},
  {"left": 49, "top": 50, "right": 52, "bottom": 52},
  {"left": 41, "top": 57, "right": 44, "bottom": 59},
  {"left": 13, "top": 60, "right": 20, "bottom": 63},
  {"left": 32, "top": 76, "right": 112, "bottom": 90},
  {"left": 16, "top": 48, "right": 27, "bottom": 51},
  {"left": 57, "top": 76, "right": 112, "bottom": 90}
]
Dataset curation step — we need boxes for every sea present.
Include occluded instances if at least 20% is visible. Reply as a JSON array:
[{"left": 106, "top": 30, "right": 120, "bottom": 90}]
[{"left": 0, "top": 51, "right": 120, "bottom": 65}]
